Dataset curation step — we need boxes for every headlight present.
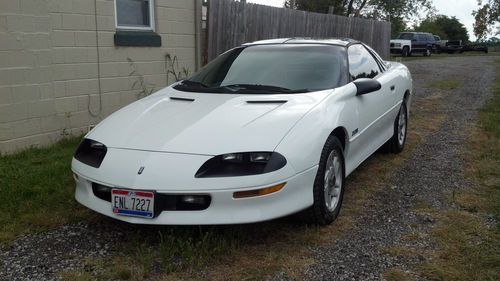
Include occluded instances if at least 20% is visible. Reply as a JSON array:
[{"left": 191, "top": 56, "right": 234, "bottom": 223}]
[
  {"left": 195, "top": 152, "right": 287, "bottom": 178},
  {"left": 74, "top": 138, "right": 108, "bottom": 168}
]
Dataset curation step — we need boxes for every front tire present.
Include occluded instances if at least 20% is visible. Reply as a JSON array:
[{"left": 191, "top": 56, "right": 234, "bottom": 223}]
[
  {"left": 402, "top": 46, "right": 409, "bottom": 57},
  {"left": 386, "top": 103, "right": 408, "bottom": 153},
  {"left": 306, "top": 136, "right": 345, "bottom": 225}
]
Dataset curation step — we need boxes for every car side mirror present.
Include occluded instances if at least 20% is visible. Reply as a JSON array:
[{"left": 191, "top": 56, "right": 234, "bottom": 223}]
[{"left": 353, "top": 78, "right": 382, "bottom": 96}]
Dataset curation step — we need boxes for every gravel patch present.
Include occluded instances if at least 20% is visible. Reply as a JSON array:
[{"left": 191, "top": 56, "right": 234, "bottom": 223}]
[
  {"left": 302, "top": 56, "right": 496, "bottom": 280},
  {"left": 0, "top": 56, "right": 496, "bottom": 281}
]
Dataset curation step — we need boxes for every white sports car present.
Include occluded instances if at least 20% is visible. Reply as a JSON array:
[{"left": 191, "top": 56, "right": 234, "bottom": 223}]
[{"left": 72, "top": 38, "right": 412, "bottom": 225}]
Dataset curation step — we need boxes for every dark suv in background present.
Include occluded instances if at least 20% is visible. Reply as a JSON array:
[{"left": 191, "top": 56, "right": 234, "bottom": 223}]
[{"left": 390, "top": 32, "right": 436, "bottom": 56}]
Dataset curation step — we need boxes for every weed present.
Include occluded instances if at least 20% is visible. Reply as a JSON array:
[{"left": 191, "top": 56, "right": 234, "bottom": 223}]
[
  {"left": 127, "top": 57, "right": 156, "bottom": 98},
  {"left": 165, "top": 53, "right": 189, "bottom": 85}
]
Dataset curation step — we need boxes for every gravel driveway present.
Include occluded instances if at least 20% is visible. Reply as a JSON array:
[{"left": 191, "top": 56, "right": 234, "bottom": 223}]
[
  {"left": 0, "top": 56, "right": 496, "bottom": 281},
  {"left": 303, "top": 56, "right": 495, "bottom": 280}
]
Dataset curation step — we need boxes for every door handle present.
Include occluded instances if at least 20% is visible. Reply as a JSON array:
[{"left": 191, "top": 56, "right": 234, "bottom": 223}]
[{"left": 390, "top": 85, "right": 395, "bottom": 91}]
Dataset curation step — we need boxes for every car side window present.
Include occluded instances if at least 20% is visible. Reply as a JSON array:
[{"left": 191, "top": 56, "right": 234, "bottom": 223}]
[{"left": 348, "top": 44, "right": 381, "bottom": 81}]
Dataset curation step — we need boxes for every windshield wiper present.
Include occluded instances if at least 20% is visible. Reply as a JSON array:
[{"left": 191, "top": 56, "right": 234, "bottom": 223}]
[{"left": 216, "top": 84, "right": 310, "bottom": 93}]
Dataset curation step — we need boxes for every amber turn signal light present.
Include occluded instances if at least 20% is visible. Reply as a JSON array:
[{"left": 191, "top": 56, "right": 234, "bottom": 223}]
[{"left": 233, "top": 182, "right": 286, "bottom": 199}]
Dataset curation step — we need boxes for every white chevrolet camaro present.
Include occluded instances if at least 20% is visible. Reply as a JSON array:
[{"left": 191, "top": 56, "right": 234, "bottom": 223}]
[{"left": 72, "top": 38, "right": 412, "bottom": 225}]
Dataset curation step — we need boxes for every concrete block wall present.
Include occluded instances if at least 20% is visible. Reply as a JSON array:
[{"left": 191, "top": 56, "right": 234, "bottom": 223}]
[{"left": 0, "top": 0, "right": 198, "bottom": 153}]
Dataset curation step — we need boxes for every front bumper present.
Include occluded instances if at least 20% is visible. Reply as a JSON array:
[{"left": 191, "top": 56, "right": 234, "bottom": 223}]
[
  {"left": 390, "top": 48, "right": 403, "bottom": 54},
  {"left": 73, "top": 166, "right": 317, "bottom": 225}
]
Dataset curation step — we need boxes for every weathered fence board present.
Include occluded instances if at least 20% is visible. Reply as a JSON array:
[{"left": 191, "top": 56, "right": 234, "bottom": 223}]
[{"left": 207, "top": 0, "right": 391, "bottom": 61}]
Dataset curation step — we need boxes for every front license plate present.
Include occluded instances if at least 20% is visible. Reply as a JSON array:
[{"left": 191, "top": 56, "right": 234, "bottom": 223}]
[{"left": 111, "top": 189, "right": 154, "bottom": 218}]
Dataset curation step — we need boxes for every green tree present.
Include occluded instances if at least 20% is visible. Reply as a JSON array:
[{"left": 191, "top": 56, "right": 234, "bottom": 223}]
[
  {"left": 284, "top": 0, "right": 433, "bottom": 21},
  {"left": 414, "top": 15, "right": 470, "bottom": 42},
  {"left": 473, "top": 0, "right": 500, "bottom": 40}
]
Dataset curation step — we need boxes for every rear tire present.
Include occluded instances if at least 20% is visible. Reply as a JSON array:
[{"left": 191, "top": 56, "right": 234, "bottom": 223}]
[
  {"left": 424, "top": 47, "right": 431, "bottom": 57},
  {"left": 304, "top": 136, "right": 345, "bottom": 225},
  {"left": 386, "top": 103, "right": 408, "bottom": 154}
]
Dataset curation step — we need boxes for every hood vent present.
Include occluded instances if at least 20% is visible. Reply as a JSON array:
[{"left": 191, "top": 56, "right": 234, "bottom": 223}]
[
  {"left": 246, "top": 100, "right": 287, "bottom": 104},
  {"left": 170, "top": 97, "right": 195, "bottom": 102}
]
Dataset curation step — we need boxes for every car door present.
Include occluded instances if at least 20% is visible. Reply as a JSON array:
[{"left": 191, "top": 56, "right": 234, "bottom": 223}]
[{"left": 347, "top": 44, "right": 395, "bottom": 168}]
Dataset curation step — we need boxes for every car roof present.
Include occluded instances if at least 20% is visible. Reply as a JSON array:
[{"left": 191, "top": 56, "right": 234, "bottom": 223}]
[
  {"left": 243, "top": 37, "right": 359, "bottom": 47},
  {"left": 399, "top": 32, "right": 433, "bottom": 35}
]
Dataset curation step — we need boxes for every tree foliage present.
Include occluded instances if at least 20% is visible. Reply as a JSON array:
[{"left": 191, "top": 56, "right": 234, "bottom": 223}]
[
  {"left": 414, "top": 15, "right": 470, "bottom": 42},
  {"left": 473, "top": 0, "right": 500, "bottom": 40},
  {"left": 283, "top": 0, "right": 433, "bottom": 21}
]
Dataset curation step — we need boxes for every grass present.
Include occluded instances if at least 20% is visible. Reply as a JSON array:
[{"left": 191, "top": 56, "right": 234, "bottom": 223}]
[
  {"left": 0, "top": 137, "right": 91, "bottom": 243},
  {"left": 411, "top": 61, "right": 500, "bottom": 280},
  {"left": 428, "top": 79, "right": 462, "bottom": 90},
  {"left": 390, "top": 51, "right": 500, "bottom": 62},
  {"left": 383, "top": 267, "right": 412, "bottom": 281}
]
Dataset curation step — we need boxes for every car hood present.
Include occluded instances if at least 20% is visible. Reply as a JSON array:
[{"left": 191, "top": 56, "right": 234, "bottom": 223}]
[
  {"left": 390, "top": 39, "right": 411, "bottom": 44},
  {"left": 87, "top": 87, "right": 331, "bottom": 155}
]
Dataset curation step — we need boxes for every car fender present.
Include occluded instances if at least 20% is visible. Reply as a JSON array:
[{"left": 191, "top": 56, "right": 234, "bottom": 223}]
[{"left": 274, "top": 83, "right": 358, "bottom": 174}]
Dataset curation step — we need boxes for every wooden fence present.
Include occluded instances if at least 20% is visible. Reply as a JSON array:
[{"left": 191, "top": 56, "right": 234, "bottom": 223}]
[{"left": 206, "top": 0, "right": 391, "bottom": 61}]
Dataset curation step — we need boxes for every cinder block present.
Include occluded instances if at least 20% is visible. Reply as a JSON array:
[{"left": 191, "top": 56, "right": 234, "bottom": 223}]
[
  {"left": 97, "top": 31, "right": 114, "bottom": 47},
  {"left": 0, "top": 16, "right": 7, "bottom": 32},
  {"left": 23, "top": 34, "right": 50, "bottom": 50},
  {"left": 12, "top": 118, "right": 42, "bottom": 139},
  {"left": 51, "top": 30, "right": 75, "bottom": 47},
  {"left": 0, "top": 33, "right": 24, "bottom": 51},
  {"left": 53, "top": 81, "right": 66, "bottom": 97},
  {"left": 0, "top": 1, "right": 20, "bottom": 13},
  {"left": 6, "top": 50, "right": 45, "bottom": 69},
  {"left": 7, "top": 15, "right": 35, "bottom": 33},
  {"left": 64, "top": 48, "right": 89, "bottom": 63},
  {"left": 0, "top": 68, "right": 25, "bottom": 86},
  {"left": 0, "top": 103, "right": 29, "bottom": 123},
  {"left": 11, "top": 84, "right": 40, "bottom": 103},
  {"left": 51, "top": 0, "right": 73, "bottom": 13},
  {"left": 39, "top": 83, "right": 54, "bottom": 99},
  {"left": 65, "top": 79, "right": 90, "bottom": 96},
  {"left": 96, "top": 0, "right": 114, "bottom": 16},
  {"left": 84, "top": 15, "right": 97, "bottom": 30},
  {"left": 74, "top": 63, "right": 98, "bottom": 79},
  {"left": 35, "top": 50, "right": 52, "bottom": 67},
  {"left": 62, "top": 14, "right": 86, "bottom": 30},
  {"left": 55, "top": 96, "right": 78, "bottom": 113},
  {"left": 28, "top": 99, "right": 55, "bottom": 118},
  {"left": 0, "top": 123, "right": 13, "bottom": 141},
  {"left": 34, "top": 16, "right": 50, "bottom": 32},
  {"left": 96, "top": 15, "right": 115, "bottom": 31},
  {"left": 157, "top": 0, "right": 195, "bottom": 10},
  {"left": 52, "top": 64, "right": 76, "bottom": 80},
  {"left": 50, "top": 14, "right": 62, "bottom": 29},
  {"left": 100, "top": 77, "right": 130, "bottom": 93},
  {"left": 72, "top": 0, "right": 95, "bottom": 14},
  {"left": 50, "top": 49, "right": 65, "bottom": 64},
  {"left": 69, "top": 110, "right": 90, "bottom": 128},
  {"left": 20, "top": 0, "right": 49, "bottom": 15},
  {"left": 75, "top": 31, "right": 97, "bottom": 47},
  {"left": 40, "top": 115, "right": 63, "bottom": 132},
  {"left": 0, "top": 87, "right": 13, "bottom": 105}
]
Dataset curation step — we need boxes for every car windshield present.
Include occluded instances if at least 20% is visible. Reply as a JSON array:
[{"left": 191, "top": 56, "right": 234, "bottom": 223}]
[
  {"left": 174, "top": 44, "right": 348, "bottom": 94},
  {"left": 397, "top": 33, "right": 414, "bottom": 40}
]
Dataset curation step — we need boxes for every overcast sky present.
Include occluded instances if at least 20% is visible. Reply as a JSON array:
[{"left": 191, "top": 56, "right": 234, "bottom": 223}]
[{"left": 247, "top": 0, "right": 484, "bottom": 40}]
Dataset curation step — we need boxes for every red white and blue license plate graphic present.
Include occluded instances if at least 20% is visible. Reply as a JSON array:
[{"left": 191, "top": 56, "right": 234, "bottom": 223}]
[{"left": 111, "top": 189, "right": 154, "bottom": 218}]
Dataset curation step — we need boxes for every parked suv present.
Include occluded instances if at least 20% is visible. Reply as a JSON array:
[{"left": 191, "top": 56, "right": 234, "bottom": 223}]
[{"left": 390, "top": 32, "right": 436, "bottom": 57}]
